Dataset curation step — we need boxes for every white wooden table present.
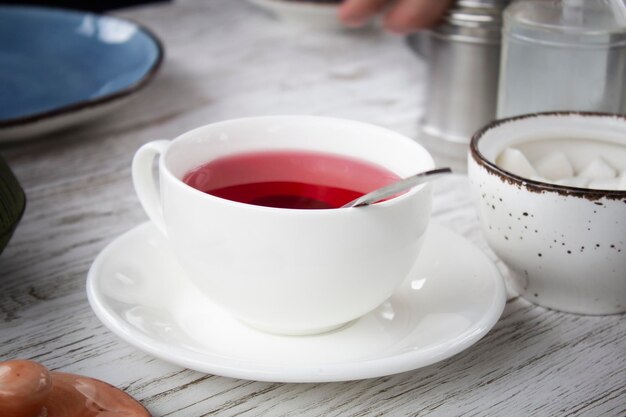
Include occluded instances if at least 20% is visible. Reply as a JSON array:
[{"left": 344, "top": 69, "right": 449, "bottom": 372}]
[{"left": 1, "top": 1, "right": 625, "bottom": 415}]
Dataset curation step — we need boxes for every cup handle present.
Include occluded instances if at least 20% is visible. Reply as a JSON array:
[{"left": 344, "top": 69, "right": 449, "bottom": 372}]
[{"left": 132, "top": 140, "right": 170, "bottom": 236}]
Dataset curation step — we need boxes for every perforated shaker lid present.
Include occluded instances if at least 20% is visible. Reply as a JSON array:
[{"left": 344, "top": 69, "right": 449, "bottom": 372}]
[{"left": 432, "top": 0, "right": 511, "bottom": 43}]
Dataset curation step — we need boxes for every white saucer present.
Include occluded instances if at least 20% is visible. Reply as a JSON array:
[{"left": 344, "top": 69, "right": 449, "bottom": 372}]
[{"left": 87, "top": 222, "right": 505, "bottom": 383}]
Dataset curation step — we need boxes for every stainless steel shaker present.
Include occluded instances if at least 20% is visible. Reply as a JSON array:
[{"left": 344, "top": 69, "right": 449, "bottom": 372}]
[{"left": 408, "top": 0, "right": 510, "bottom": 164}]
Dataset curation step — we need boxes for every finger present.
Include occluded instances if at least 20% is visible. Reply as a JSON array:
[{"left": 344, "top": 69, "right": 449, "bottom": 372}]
[
  {"left": 339, "top": 0, "right": 391, "bottom": 27},
  {"left": 383, "top": 0, "right": 452, "bottom": 33}
]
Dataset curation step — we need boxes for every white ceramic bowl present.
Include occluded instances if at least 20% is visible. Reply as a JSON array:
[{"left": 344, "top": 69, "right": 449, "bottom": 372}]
[{"left": 468, "top": 112, "right": 626, "bottom": 315}]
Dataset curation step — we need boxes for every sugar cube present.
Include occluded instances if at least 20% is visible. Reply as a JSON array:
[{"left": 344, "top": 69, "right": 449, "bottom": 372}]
[
  {"left": 496, "top": 148, "right": 538, "bottom": 179},
  {"left": 588, "top": 178, "right": 620, "bottom": 190},
  {"left": 578, "top": 157, "right": 618, "bottom": 180},
  {"left": 618, "top": 171, "right": 626, "bottom": 190},
  {"left": 534, "top": 152, "right": 574, "bottom": 181}
]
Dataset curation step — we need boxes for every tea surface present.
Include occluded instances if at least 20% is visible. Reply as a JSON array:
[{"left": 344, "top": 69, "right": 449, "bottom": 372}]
[{"left": 183, "top": 150, "right": 401, "bottom": 209}]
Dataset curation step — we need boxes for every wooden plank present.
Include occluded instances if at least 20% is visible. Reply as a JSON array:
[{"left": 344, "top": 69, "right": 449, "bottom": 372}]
[{"left": 1, "top": 1, "right": 624, "bottom": 415}]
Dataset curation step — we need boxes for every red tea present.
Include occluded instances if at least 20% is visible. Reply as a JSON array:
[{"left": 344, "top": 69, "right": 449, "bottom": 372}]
[{"left": 183, "top": 150, "right": 401, "bottom": 209}]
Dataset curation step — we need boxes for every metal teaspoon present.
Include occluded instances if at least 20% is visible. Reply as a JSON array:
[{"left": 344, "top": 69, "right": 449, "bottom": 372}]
[{"left": 341, "top": 167, "right": 452, "bottom": 208}]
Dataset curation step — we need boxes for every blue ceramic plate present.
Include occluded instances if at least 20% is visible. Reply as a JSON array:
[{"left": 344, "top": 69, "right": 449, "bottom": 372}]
[{"left": 0, "top": 6, "right": 163, "bottom": 142}]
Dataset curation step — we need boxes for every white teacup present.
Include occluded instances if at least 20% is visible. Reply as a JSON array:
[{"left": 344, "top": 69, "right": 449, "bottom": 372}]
[{"left": 132, "top": 116, "right": 434, "bottom": 334}]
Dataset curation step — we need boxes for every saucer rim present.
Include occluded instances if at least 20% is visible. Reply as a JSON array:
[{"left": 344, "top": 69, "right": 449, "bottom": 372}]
[{"left": 87, "top": 222, "right": 506, "bottom": 383}]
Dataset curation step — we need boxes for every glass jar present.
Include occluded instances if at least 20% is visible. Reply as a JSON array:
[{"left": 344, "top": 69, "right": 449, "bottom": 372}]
[{"left": 498, "top": 0, "right": 626, "bottom": 118}]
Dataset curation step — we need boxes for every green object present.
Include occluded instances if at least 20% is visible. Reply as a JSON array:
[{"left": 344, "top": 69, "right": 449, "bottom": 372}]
[{"left": 0, "top": 155, "right": 26, "bottom": 255}]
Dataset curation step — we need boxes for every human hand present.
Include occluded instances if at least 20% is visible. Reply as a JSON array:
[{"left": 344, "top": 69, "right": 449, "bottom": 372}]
[{"left": 339, "top": 0, "right": 453, "bottom": 33}]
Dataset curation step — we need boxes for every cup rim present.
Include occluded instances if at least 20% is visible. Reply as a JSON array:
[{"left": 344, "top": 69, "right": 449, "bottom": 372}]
[
  {"left": 469, "top": 111, "right": 626, "bottom": 200},
  {"left": 160, "top": 115, "right": 435, "bottom": 212}
]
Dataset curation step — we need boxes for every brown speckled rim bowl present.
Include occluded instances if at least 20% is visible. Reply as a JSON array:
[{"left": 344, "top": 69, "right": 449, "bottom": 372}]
[
  {"left": 469, "top": 111, "right": 626, "bottom": 201},
  {"left": 467, "top": 111, "right": 626, "bottom": 315}
]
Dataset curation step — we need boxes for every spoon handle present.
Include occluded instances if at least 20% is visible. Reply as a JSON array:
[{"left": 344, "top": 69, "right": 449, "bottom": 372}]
[{"left": 341, "top": 167, "right": 452, "bottom": 208}]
